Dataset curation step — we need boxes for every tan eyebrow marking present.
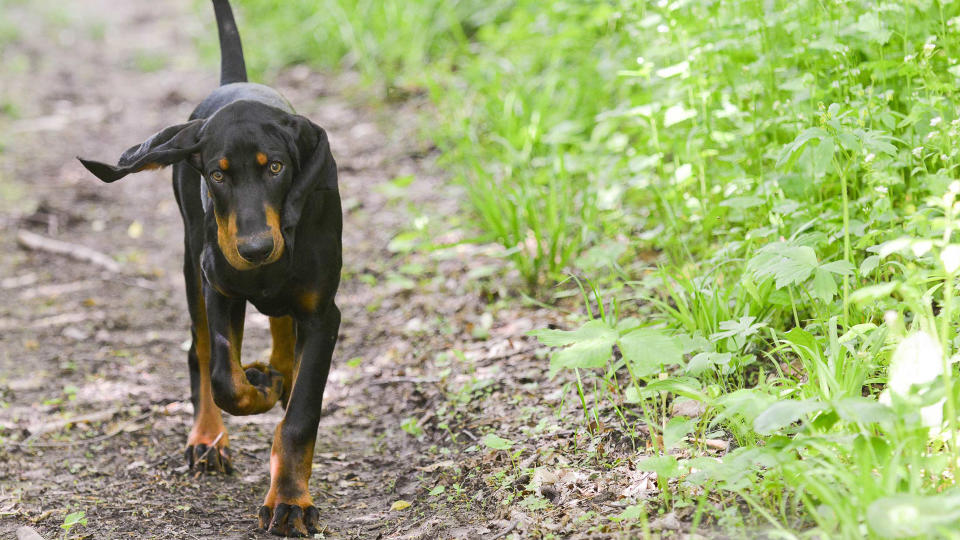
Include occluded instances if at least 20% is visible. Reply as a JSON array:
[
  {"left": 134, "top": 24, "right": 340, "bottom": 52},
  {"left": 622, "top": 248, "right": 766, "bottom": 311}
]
[
  {"left": 256, "top": 152, "right": 268, "bottom": 166},
  {"left": 218, "top": 157, "right": 229, "bottom": 170}
]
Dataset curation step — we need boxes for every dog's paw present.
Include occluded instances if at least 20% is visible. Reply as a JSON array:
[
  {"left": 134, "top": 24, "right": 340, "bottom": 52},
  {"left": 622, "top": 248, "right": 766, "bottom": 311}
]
[
  {"left": 242, "top": 363, "right": 284, "bottom": 403},
  {"left": 258, "top": 502, "right": 319, "bottom": 537},
  {"left": 243, "top": 363, "right": 284, "bottom": 398},
  {"left": 185, "top": 442, "right": 233, "bottom": 474}
]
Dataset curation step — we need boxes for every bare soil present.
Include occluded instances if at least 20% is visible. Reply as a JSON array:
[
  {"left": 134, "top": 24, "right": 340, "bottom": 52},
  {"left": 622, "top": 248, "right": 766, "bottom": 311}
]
[{"left": 0, "top": 1, "right": 720, "bottom": 539}]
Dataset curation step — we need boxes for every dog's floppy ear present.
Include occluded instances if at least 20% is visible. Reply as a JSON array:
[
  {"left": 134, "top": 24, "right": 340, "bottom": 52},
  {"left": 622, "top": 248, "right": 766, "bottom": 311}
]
[
  {"left": 77, "top": 119, "right": 204, "bottom": 183},
  {"left": 282, "top": 115, "right": 337, "bottom": 237}
]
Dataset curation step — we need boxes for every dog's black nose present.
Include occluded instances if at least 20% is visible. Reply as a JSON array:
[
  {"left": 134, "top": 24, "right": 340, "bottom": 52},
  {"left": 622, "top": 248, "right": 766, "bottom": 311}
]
[{"left": 237, "top": 235, "right": 274, "bottom": 263}]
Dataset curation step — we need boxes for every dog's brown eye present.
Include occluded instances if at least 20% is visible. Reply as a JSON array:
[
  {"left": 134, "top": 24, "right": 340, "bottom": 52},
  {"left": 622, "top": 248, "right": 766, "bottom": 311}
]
[
  {"left": 210, "top": 171, "right": 224, "bottom": 183},
  {"left": 269, "top": 161, "right": 283, "bottom": 175}
]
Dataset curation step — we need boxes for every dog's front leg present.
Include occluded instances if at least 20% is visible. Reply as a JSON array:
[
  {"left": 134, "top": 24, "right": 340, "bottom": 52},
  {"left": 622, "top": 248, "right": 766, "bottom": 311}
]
[
  {"left": 259, "top": 302, "right": 339, "bottom": 537},
  {"left": 204, "top": 285, "right": 284, "bottom": 416}
]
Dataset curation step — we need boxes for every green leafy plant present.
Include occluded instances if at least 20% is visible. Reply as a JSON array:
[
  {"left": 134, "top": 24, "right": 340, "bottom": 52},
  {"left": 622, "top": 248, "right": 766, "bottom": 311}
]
[{"left": 61, "top": 511, "right": 87, "bottom": 539}]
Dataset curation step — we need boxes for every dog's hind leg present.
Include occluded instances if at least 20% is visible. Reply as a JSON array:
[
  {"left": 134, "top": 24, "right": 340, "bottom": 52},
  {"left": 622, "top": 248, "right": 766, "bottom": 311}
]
[{"left": 184, "top": 270, "right": 232, "bottom": 474}]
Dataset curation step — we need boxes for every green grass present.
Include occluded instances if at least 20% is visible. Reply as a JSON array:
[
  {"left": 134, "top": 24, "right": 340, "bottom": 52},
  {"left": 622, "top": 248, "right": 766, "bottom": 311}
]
[{"left": 235, "top": 0, "right": 960, "bottom": 536}]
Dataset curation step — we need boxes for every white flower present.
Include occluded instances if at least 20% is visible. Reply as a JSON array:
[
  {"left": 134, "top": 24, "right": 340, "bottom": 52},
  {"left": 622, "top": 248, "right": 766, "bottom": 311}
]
[
  {"left": 905, "top": 54, "right": 916, "bottom": 63},
  {"left": 943, "top": 245, "right": 960, "bottom": 273},
  {"left": 927, "top": 132, "right": 938, "bottom": 141},
  {"left": 881, "top": 331, "right": 944, "bottom": 431},
  {"left": 865, "top": 153, "right": 876, "bottom": 164},
  {"left": 925, "top": 43, "right": 937, "bottom": 55},
  {"left": 875, "top": 185, "right": 888, "bottom": 194},
  {"left": 931, "top": 116, "right": 943, "bottom": 127},
  {"left": 913, "top": 146, "right": 924, "bottom": 159}
]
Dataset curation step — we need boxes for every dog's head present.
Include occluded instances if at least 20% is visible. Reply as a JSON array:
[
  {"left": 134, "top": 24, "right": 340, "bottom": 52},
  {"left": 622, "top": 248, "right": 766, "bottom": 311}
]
[{"left": 78, "top": 100, "right": 336, "bottom": 270}]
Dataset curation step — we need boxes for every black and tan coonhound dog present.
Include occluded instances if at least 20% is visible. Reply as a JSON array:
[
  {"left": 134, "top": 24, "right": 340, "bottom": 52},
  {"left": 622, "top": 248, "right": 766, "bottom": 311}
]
[{"left": 78, "top": 1, "right": 340, "bottom": 536}]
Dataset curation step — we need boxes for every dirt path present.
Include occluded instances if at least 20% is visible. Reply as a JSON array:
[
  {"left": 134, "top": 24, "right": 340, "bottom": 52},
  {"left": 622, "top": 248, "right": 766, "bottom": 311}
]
[{"left": 0, "top": 1, "right": 559, "bottom": 538}]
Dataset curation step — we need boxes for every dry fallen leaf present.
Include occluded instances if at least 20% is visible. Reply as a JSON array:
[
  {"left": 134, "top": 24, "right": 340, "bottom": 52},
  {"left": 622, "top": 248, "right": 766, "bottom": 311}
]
[
  {"left": 391, "top": 500, "right": 412, "bottom": 511},
  {"left": 127, "top": 220, "right": 143, "bottom": 239}
]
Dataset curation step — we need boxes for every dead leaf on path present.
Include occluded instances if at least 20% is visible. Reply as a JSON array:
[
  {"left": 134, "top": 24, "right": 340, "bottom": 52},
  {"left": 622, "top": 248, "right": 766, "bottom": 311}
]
[
  {"left": 391, "top": 500, "right": 412, "bottom": 511},
  {"left": 417, "top": 459, "right": 455, "bottom": 472},
  {"left": 671, "top": 399, "right": 706, "bottom": 418}
]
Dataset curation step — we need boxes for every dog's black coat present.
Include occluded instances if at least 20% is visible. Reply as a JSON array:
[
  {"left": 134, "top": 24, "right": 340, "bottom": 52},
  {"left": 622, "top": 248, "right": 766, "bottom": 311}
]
[{"left": 78, "top": 1, "right": 340, "bottom": 536}]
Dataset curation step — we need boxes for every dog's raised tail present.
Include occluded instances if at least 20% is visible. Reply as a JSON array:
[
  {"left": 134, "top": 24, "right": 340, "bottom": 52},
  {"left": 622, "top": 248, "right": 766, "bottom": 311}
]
[{"left": 212, "top": 0, "right": 247, "bottom": 85}]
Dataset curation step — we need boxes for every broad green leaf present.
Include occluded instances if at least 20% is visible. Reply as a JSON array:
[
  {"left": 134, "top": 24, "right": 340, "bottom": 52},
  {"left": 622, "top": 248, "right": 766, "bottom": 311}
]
[
  {"left": 637, "top": 455, "right": 680, "bottom": 479},
  {"left": 619, "top": 328, "right": 682, "bottom": 377},
  {"left": 715, "top": 389, "right": 778, "bottom": 426},
  {"left": 867, "top": 493, "right": 960, "bottom": 538},
  {"left": 640, "top": 377, "right": 706, "bottom": 401},
  {"left": 834, "top": 397, "right": 895, "bottom": 425},
  {"left": 529, "top": 319, "right": 616, "bottom": 347},
  {"left": 686, "top": 351, "right": 732, "bottom": 375},
  {"left": 859, "top": 255, "right": 880, "bottom": 276},
  {"left": 663, "top": 417, "right": 694, "bottom": 450},
  {"left": 482, "top": 433, "right": 514, "bottom": 451},
  {"left": 62, "top": 511, "right": 87, "bottom": 530},
  {"left": 549, "top": 338, "right": 614, "bottom": 373},
  {"left": 530, "top": 320, "right": 618, "bottom": 375},
  {"left": 777, "top": 127, "right": 829, "bottom": 169},
  {"left": 849, "top": 282, "right": 898, "bottom": 304},
  {"left": 747, "top": 245, "right": 819, "bottom": 289},
  {"left": 820, "top": 260, "right": 855, "bottom": 275},
  {"left": 753, "top": 399, "right": 825, "bottom": 434},
  {"left": 614, "top": 504, "right": 647, "bottom": 522},
  {"left": 849, "top": 13, "right": 892, "bottom": 45},
  {"left": 784, "top": 327, "right": 821, "bottom": 357},
  {"left": 812, "top": 138, "right": 834, "bottom": 175},
  {"left": 811, "top": 268, "right": 837, "bottom": 302}
]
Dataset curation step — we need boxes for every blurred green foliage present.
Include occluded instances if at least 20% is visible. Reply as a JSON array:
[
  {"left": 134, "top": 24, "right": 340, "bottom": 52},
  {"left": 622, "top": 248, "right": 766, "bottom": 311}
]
[{"left": 232, "top": 1, "right": 960, "bottom": 535}]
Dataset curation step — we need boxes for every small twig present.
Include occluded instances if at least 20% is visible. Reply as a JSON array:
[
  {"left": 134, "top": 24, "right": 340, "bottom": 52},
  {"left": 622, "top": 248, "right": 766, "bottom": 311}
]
[
  {"left": 492, "top": 521, "right": 518, "bottom": 540},
  {"left": 194, "top": 431, "right": 225, "bottom": 468},
  {"left": 111, "top": 275, "right": 160, "bottom": 291},
  {"left": 473, "top": 346, "right": 538, "bottom": 367},
  {"left": 700, "top": 438, "right": 730, "bottom": 451},
  {"left": 143, "top": 451, "right": 182, "bottom": 469},
  {"left": 7, "top": 411, "right": 155, "bottom": 448},
  {"left": 28, "top": 310, "right": 107, "bottom": 329},
  {"left": 16, "top": 229, "right": 121, "bottom": 273},
  {"left": 523, "top": 429, "right": 577, "bottom": 442},
  {"left": 21, "top": 407, "right": 124, "bottom": 444},
  {"left": 368, "top": 376, "right": 441, "bottom": 386},
  {"left": 0, "top": 273, "right": 37, "bottom": 289}
]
